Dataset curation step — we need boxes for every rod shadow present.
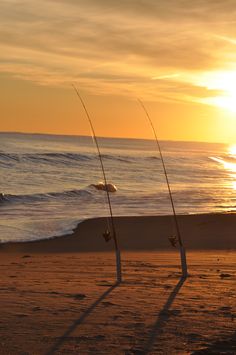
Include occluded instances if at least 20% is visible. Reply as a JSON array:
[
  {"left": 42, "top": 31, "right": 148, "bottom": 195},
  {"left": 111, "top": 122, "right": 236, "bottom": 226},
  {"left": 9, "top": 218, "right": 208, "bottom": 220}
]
[
  {"left": 142, "top": 276, "right": 186, "bottom": 354},
  {"left": 46, "top": 281, "right": 120, "bottom": 355}
]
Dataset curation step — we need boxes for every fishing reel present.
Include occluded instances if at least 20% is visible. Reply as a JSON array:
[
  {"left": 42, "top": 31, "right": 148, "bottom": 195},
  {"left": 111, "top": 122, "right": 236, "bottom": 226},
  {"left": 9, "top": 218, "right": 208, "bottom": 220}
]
[
  {"left": 103, "top": 229, "right": 112, "bottom": 242},
  {"left": 168, "top": 235, "right": 178, "bottom": 248}
]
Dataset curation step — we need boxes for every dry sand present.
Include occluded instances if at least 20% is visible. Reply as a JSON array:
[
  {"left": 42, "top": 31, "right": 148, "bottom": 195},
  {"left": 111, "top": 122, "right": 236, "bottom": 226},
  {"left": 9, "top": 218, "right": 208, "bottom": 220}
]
[{"left": 0, "top": 214, "right": 236, "bottom": 354}]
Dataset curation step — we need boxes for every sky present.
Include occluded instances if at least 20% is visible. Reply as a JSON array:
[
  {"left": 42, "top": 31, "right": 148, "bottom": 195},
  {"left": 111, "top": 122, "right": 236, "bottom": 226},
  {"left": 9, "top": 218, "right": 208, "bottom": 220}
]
[{"left": 1, "top": 0, "right": 236, "bottom": 142}]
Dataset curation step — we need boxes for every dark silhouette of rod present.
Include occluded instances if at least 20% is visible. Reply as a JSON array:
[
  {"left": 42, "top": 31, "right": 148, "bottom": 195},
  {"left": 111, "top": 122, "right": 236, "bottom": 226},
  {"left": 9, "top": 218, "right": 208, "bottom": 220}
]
[
  {"left": 72, "top": 85, "right": 122, "bottom": 282},
  {"left": 138, "top": 99, "right": 187, "bottom": 277}
]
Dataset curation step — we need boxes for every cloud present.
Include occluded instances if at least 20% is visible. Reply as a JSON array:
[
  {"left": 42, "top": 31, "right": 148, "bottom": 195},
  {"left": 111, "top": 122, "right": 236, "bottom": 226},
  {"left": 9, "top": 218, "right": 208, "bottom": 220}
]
[{"left": 0, "top": 0, "right": 236, "bottom": 104}]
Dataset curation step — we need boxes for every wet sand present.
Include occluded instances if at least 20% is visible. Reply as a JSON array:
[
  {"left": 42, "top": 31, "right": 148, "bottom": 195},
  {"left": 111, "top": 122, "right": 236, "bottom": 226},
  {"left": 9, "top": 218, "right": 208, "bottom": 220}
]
[{"left": 1, "top": 213, "right": 236, "bottom": 253}]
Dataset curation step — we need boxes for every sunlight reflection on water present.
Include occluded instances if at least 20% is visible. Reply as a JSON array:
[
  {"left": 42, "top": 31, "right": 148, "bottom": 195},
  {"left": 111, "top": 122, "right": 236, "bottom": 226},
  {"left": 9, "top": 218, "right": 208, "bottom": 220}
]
[
  {"left": 228, "top": 144, "right": 236, "bottom": 157},
  {"left": 210, "top": 144, "right": 236, "bottom": 191},
  {"left": 227, "top": 145, "right": 236, "bottom": 191}
]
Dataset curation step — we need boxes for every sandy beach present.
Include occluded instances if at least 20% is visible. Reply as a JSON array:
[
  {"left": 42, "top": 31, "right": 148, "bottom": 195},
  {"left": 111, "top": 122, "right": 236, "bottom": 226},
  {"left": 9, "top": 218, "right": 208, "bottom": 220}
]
[{"left": 0, "top": 213, "right": 235, "bottom": 354}]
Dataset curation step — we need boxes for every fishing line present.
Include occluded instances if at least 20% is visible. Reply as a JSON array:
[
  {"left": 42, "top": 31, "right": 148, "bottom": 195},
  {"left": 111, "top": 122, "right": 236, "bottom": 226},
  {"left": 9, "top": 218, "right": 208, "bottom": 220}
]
[
  {"left": 138, "top": 98, "right": 188, "bottom": 277},
  {"left": 72, "top": 85, "right": 122, "bottom": 282}
]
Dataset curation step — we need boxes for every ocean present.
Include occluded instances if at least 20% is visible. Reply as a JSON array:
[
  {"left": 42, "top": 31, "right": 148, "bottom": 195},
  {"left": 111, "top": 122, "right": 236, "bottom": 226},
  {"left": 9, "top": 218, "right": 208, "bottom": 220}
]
[{"left": 0, "top": 132, "right": 235, "bottom": 243}]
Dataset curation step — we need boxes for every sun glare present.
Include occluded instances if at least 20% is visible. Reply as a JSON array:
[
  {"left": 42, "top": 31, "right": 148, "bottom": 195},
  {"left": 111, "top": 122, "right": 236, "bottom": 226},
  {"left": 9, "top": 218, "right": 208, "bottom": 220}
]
[
  {"left": 207, "top": 96, "right": 236, "bottom": 113},
  {"left": 200, "top": 71, "right": 236, "bottom": 113},
  {"left": 229, "top": 144, "right": 236, "bottom": 156}
]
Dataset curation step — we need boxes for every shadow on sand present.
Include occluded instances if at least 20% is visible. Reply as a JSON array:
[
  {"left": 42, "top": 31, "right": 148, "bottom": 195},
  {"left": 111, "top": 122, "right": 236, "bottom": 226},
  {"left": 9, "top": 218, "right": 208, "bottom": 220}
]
[
  {"left": 46, "top": 281, "right": 120, "bottom": 355},
  {"left": 142, "top": 276, "right": 186, "bottom": 354},
  {"left": 191, "top": 331, "right": 236, "bottom": 354}
]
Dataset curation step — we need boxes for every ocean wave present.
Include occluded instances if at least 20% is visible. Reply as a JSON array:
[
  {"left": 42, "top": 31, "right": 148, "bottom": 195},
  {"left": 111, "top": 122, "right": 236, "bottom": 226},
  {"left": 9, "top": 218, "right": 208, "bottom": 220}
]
[
  {"left": 0, "top": 151, "right": 163, "bottom": 167},
  {"left": 0, "top": 219, "right": 81, "bottom": 244},
  {"left": 0, "top": 152, "right": 93, "bottom": 166},
  {"left": 100, "top": 154, "right": 132, "bottom": 163},
  {"left": 0, "top": 152, "right": 20, "bottom": 161},
  {"left": 0, "top": 188, "right": 93, "bottom": 205},
  {"left": 0, "top": 152, "right": 132, "bottom": 165},
  {"left": 0, "top": 153, "right": 20, "bottom": 167}
]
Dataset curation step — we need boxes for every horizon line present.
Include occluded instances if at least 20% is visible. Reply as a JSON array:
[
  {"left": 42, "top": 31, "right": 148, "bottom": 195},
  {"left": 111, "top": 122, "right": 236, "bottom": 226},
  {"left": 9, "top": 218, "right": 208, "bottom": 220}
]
[{"left": 0, "top": 130, "right": 228, "bottom": 145}]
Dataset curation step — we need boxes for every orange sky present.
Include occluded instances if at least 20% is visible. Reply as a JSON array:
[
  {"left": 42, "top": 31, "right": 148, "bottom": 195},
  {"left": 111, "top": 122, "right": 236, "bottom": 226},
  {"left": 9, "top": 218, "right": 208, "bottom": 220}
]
[{"left": 1, "top": 1, "right": 236, "bottom": 143}]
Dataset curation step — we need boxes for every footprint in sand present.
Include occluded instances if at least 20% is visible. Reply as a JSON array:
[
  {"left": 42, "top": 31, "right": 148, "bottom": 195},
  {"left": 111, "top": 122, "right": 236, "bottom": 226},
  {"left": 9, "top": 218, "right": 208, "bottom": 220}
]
[
  {"left": 70, "top": 293, "right": 86, "bottom": 300},
  {"left": 101, "top": 301, "right": 115, "bottom": 307},
  {"left": 16, "top": 313, "right": 28, "bottom": 318},
  {"left": 220, "top": 273, "right": 231, "bottom": 278},
  {"left": 32, "top": 307, "right": 42, "bottom": 312}
]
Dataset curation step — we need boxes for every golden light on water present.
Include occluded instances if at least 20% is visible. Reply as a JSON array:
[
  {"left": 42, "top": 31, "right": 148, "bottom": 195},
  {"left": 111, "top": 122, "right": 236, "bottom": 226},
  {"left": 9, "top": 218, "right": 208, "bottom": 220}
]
[
  {"left": 228, "top": 144, "right": 236, "bottom": 156},
  {"left": 211, "top": 156, "right": 236, "bottom": 173},
  {"left": 211, "top": 145, "right": 236, "bottom": 191},
  {"left": 231, "top": 181, "right": 236, "bottom": 191},
  {"left": 227, "top": 145, "right": 236, "bottom": 191}
]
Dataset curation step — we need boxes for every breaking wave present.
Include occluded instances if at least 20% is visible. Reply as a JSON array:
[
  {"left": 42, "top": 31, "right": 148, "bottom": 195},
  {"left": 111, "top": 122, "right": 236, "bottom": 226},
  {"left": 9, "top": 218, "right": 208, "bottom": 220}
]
[
  {"left": 0, "top": 188, "right": 93, "bottom": 205},
  {"left": 0, "top": 151, "right": 160, "bottom": 167}
]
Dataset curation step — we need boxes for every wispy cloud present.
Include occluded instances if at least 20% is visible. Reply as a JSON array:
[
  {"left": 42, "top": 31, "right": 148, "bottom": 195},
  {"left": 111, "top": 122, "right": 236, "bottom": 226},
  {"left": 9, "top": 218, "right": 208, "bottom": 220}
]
[{"left": 1, "top": 0, "right": 236, "bottom": 104}]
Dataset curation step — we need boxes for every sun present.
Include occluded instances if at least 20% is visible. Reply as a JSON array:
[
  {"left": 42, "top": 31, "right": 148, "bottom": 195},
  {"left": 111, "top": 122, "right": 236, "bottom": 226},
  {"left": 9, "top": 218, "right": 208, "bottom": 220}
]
[
  {"left": 209, "top": 96, "right": 236, "bottom": 113},
  {"left": 200, "top": 70, "right": 236, "bottom": 113},
  {"left": 207, "top": 94, "right": 236, "bottom": 113}
]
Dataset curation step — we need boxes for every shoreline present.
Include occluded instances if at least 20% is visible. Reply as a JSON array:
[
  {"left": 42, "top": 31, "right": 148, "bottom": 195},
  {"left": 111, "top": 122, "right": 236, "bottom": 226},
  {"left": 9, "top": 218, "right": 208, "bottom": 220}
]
[{"left": 1, "top": 212, "right": 236, "bottom": 253}]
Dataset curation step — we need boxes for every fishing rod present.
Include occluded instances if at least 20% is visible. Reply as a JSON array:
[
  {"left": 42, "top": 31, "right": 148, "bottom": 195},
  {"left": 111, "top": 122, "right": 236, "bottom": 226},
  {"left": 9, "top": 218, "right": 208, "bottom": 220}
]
[
  {"left": 72, "top": 85, "right": 122, "bottom": 283},
  {"left": 138, "top": 98, "right": 188, "bottom": 278}
]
